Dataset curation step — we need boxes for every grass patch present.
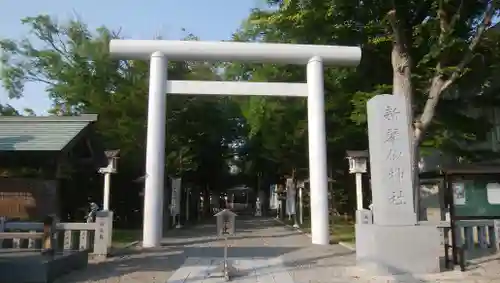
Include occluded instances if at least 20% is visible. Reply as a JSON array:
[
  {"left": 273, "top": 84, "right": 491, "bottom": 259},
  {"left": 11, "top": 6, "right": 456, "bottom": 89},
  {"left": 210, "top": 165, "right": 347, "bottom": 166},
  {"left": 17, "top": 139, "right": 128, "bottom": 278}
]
[
  {"left": 112, "top": 229, "right": 141, "bottom": 246},
  {"left": 283, "top": 215, "right": 355, "bottom": 244},
  {"left": 331, "top": 219, "right": 355, "bottom": 244}
]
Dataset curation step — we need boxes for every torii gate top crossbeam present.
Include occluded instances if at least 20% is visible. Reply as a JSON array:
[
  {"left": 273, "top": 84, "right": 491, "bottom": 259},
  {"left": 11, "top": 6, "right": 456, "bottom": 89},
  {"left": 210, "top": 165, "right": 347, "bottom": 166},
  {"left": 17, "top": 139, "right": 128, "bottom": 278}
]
[{"left": 109, "top": 40, "right": 361, "bottom": 66}]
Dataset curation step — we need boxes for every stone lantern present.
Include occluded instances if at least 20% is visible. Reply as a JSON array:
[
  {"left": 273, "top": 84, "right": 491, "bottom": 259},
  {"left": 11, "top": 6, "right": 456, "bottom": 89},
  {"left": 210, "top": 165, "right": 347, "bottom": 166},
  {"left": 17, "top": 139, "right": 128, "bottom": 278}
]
[
  {"left": 98, "top": 149, "right": 120, "bottom": 211},
  {"left": 346, "top": 150, "right": 368, "bottom": 210}
]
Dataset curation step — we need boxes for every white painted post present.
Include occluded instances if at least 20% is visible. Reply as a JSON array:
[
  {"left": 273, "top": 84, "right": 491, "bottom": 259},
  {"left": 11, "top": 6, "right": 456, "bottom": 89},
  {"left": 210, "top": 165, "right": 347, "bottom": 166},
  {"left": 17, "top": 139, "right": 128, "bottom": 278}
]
[
  {"left": 142, "top": 52, "right": 168, "bottom": 248},
  {"left": 255, "top": 197, "right": 262, "bottom": 216},
  {"left": 103, "top": 173, "right": 111, "bottom": 211},
  {"left": 186, "top": 188, "right": 190, "bottom": 222},
  {"left": 299, "top": 186, "right": 303, "bottom": 225},
  {"left": 276, "top": 199, "right": 281, "bottom": 219},
  {"left": 246, "top": 192, "right": 249, "bottom": 209},
  {"left": 355, "top": 173, "right": 363, "bottom": 210},
  {"left": 0, "top": 217, "right": 5, "bottom": 247},
  {"left": 307, "top": 56, "right": 330, "bottom": 245}
]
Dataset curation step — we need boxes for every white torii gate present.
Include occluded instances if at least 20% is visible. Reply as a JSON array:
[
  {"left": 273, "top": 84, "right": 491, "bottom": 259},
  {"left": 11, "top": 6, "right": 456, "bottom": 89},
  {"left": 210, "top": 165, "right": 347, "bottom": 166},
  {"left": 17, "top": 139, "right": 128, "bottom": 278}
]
[{"left": 109, "top": 40, "right": 361, "bottom": 248}]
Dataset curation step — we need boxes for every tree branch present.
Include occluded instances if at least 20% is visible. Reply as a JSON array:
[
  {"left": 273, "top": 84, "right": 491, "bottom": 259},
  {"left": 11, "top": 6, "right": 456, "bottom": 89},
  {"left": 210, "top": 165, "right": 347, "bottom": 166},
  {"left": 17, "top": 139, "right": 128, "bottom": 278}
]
[
  {"left": 415, "top": 1, "right": 494, "bottom": 143},
  {"left": 410, "top": 0, "right": 433, "bottom": 26},
  {"left": 440, "top": 2, "right": 495, "bottom": 92},
  {"left": 387, "top": 9, "right": 407, "bottom": 53},
  {"left": 449, "top": 0, "right": 464, "bottom": 29}
]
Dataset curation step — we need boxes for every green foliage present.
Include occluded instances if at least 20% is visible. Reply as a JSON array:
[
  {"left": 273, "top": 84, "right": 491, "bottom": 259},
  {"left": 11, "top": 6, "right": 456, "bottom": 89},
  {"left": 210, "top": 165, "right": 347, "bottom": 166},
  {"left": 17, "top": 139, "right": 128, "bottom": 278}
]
[
  {"left": 0, "top": 15, "right": 243, "bottom": 222},
  {"left": 255, "top": 1, "right": 499, "bottom": 141},
  {"left": 0, "top": 104, "right": 20, "bottom": 116},
  {"left": 2, "top": 0, "right": 500, "bottom": 218},
  {"left": 226, "top": 0, "right": 500, "bottom": 212}
]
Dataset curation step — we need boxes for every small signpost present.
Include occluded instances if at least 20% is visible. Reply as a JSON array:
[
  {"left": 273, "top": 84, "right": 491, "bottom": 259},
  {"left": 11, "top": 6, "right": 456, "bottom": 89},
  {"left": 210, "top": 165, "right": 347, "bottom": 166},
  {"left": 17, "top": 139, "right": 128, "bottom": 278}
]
[{"left": 214, "top": 209, "right": 237, "bottom": 281}]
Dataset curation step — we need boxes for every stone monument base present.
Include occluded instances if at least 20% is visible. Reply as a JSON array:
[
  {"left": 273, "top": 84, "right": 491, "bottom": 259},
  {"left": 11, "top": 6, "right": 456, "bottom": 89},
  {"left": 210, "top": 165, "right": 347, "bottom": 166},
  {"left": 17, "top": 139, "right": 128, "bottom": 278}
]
[
  {"left": 0, "top": 250, "right": 89, "bottom": 283},
  {"left": 355, "top": 223, "right": 445, "bottom": 275}
]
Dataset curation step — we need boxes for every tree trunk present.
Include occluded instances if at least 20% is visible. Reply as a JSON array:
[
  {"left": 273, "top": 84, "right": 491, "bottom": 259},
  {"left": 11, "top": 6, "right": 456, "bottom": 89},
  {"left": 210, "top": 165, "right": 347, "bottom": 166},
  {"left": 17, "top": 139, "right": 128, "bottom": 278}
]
[
  {"left": 393, "top": 44, "right": 419, "bottom": 194},
  {"left": 389, "top": 8, "right": 419, "bottom": 218},
  {"left": 388, "top": 3, "right": 495, "bottom": 221}
]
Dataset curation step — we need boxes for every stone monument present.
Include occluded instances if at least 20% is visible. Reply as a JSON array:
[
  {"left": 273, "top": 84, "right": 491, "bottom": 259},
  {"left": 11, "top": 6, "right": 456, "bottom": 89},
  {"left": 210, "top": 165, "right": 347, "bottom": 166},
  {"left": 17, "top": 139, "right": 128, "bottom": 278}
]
[{"left": 355, "top": 94, "right": 444, "bottom": 274}]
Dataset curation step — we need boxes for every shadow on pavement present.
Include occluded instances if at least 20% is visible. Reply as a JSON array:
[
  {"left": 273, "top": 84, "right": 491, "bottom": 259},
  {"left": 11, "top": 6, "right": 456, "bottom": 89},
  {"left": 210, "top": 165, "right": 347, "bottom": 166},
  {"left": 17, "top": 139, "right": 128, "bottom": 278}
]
[
  {"left": 54, "top": 217, "right": 353, "bottom": 282},
  {"left": 56, "top": 246, "right": 302, "bottom": 282},
  {"left": 184, "top": 246, "right": 299, "bottom": 258},
  {"left": 59, "top": 246, "right": 353, "bottom": 283},
  {"left": 162, "top": 217, "right": 284, "bottom": 238},
  {"left": 160, "top": 231, "right": 303, "bottom": 247}
]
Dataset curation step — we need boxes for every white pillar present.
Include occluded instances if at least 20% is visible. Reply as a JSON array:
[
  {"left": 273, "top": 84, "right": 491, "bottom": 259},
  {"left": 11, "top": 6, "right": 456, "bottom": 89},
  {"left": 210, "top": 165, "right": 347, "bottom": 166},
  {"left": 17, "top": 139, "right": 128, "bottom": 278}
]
[
  {"left": 299, "top": 186, "right": 303, "bottom": 225},
  {"left": 142, "top": 52, "right": 167, "bottom": 248},
  {"left": 355, "top": 173, "right": 363, "bottom": 210},
  {"left": 307, "top": 56, "right": 330, "bottom": 245},
  {"left": 103, "top": 173, "right": 111, "bottom": 211},
  {"left": 186, "top": 188, "right": 190, "bottom": 222},
  {"left": 246, "top": 191, "right": 249, "bottom": 209},
  {"left": 0, "top": 217, "right": 5, "bottom": 247}
]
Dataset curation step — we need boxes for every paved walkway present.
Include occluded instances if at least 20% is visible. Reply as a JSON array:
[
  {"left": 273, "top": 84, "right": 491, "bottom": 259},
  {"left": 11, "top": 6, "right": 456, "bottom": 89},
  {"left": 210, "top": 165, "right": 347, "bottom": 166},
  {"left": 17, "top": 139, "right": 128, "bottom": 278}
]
[{"left": 54, "top": 217, "right": 500, "bottom": 283}]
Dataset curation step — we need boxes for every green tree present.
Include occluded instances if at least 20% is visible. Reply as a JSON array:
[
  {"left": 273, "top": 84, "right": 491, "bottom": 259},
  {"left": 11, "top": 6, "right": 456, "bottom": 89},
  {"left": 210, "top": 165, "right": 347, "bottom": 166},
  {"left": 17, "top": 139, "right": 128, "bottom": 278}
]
[
  {"left": 0, "top": 104, "right": 20, "bottom": 116},
  {"left": 252, "top": 0, "right": 500, "bottom": 152},
  {"left": 0, "top": 15, "right": 242, "bottom": 223},
  {"left": 226, "top": 0, "right": 500, "bottom": 212}
]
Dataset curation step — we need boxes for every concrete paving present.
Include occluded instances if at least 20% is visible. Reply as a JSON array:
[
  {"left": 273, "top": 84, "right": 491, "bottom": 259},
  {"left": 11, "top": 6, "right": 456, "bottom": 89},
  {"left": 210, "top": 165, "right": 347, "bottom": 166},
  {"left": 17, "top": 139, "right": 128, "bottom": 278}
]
[
  {"left": 165, "top": 257, "right": 296, "bottom": 283},
  {"left": 53, "top": 217, "right": 500, "bottom": 283}
]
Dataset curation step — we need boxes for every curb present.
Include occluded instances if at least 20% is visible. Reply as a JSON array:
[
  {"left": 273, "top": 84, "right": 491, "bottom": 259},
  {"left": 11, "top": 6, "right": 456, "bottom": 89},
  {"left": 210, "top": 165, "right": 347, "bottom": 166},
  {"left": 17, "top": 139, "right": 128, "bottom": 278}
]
[
  {"left": 121, "top": 240, "right": 140, "bottom": 249},
  {"left": 338, "top": 241, "right": 356, "bottom": 251},
  {"left": 274, "top": 218, "right": 357, "bottom": 251},
  {"left": 273, "top": 218, "right": 311, "bottom": 238},
  {"left": 110, "top": 240, "right": 140, "bottom": 256}
]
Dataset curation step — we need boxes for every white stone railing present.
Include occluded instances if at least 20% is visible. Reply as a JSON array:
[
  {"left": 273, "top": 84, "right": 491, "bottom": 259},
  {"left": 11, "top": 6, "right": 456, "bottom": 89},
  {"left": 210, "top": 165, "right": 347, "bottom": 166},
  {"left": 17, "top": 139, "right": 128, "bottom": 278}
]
[{"left": 0, "top": 211, "right": 113, "bottom": 257}]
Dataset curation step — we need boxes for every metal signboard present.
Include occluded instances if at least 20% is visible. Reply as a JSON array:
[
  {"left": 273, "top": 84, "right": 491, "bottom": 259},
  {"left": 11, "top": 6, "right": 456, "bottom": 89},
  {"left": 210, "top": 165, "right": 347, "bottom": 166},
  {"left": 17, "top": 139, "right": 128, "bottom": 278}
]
[
  {"left": 215, "top": 209, "right": 237, "bottom": 236},
  {"left": 212, "top": 209, "right": 238, "bottom": 281}
]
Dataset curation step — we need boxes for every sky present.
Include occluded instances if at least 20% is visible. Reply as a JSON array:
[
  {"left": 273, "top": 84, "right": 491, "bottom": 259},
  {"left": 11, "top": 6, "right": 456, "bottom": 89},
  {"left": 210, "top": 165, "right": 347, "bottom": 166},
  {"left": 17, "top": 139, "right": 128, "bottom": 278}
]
[{"left": 0, "top": 0, "right": 263, "bottom": 114}]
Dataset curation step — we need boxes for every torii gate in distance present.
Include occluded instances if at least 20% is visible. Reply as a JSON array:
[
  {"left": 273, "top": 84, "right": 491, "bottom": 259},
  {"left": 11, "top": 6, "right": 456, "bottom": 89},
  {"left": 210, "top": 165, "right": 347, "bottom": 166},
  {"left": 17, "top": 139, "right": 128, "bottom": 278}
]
[{"left": 109, "top": 39, "right": 361, "bottom": 248}]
